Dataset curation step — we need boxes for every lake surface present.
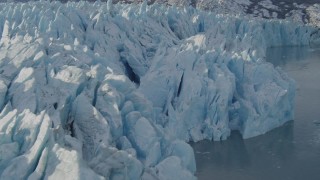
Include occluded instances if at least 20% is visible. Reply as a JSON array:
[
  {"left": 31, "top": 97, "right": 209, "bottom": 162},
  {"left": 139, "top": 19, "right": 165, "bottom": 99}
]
[{"left": 191, "top": 46, "right": 320, "bottom": 180}]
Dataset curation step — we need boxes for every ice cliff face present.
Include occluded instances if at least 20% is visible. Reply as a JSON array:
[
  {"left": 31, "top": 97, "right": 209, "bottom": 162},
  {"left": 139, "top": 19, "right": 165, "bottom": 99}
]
[{"left": 0, "top": 1, "right": 319, "bottom": 179}]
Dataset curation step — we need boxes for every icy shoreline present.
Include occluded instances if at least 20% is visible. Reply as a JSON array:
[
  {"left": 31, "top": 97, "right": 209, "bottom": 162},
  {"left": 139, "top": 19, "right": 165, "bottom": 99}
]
[{"left": 0, "top": 1, "right": 319, "bottom": 179}]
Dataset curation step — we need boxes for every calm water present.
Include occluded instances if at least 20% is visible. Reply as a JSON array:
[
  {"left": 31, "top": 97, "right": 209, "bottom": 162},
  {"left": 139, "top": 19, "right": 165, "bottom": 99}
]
[{"left": 191, "top": 46, "right": 320, "bottom": 180}]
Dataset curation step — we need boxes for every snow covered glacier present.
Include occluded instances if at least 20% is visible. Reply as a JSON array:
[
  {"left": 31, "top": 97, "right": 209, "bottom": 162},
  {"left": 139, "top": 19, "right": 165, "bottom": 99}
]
[{"left": 0, "top": 1, "right": 319, "bottom": 179}]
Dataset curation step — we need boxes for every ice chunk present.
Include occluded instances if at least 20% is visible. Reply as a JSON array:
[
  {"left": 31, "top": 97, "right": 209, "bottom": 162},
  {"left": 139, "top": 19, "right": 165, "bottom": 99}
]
[
  {"left": 154, "top": 156, "right": 196, "bottom": 180},
  {"left": 71, "top": 93, "right": 111, "bottom": 160},
  {"left": 0, "top": 79, "right": 7, "bottom": 110},
  {"left": 9, "top": 68, "right": 37, "bottom": 113},
  {"left": 0, "top": 111, "right": 51, "bottom": 180},
  {"left": 89, "top": 146, "right": 143, "bottom": 179},
  {"left": 27, "top": 147, "right": 49, "bottom": 180},
  {"left": 166, "top": 140, "right": 196, "bottom": 173},
  {"left": 228, "top": 60, "right": 295, "bottom": 138},
  {"left": 0, "top": 142, "right": 19, "bottom": 163},
  {"left": 44, "top": 145, "right": 104, "bottom": 180},
  {"left": 128, "top": 117, "right": 158, "bottom": 158}
]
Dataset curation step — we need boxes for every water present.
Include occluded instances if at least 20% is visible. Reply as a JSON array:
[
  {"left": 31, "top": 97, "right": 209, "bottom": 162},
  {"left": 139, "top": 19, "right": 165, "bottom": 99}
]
[{"left": 191, "top": 46, "right": 320, "bottom": 180}]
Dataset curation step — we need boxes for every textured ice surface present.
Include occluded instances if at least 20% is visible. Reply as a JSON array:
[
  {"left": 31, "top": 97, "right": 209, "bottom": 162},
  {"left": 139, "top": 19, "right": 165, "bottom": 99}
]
[
  {"left": 0, "top": 1, "right": 319, "bottom": 179},
  {"left": 151, "top": 0, "right": 320, "bottom": 25}
]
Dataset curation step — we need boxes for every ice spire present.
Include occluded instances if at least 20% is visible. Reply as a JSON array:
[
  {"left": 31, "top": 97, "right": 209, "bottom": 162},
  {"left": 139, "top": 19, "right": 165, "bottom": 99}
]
[
  {"left": 0, "top": 20, "right": 10, "bottom": 47},
  {"left": 139, "top": 0, "right": 147, "bottom": 14},
  {"left": 107, "top": 0, "right": 114, "bottom": 16}
]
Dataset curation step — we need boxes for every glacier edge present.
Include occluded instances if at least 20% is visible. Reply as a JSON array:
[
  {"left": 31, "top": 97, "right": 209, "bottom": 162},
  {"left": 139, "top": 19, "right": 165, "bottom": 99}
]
[{"left": 0, "top": 1, "right": 319, "bottom": 179}]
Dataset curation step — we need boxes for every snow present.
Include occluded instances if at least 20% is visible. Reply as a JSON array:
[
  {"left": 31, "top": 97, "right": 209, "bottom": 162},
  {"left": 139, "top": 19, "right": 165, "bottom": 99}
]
[
  {"left": 159, "top": 0, "right": 320, "bottom": 25},
  {"left": 307, "top": 4, "right": 320, "bottom": 27},
  {"left": 258, "top": 0, "right": 279, "bottom": 11},
  {"left": 0, "top": 1, "right": 319, "bottom": 179}
]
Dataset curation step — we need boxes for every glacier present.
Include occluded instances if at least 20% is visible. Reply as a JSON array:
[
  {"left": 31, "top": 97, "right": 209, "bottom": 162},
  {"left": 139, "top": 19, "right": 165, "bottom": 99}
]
[
  {"left": 118, "top": 0, "right": 320, "bottom": 25},
  {"left": 0, "top": 1, "right": 319, "bottom": 179}
]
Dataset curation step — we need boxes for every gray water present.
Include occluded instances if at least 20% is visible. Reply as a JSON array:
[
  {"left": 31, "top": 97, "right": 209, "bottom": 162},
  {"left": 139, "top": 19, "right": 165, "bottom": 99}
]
[{"left": 191, "top": 46, "right": 320, "bottom": 180}]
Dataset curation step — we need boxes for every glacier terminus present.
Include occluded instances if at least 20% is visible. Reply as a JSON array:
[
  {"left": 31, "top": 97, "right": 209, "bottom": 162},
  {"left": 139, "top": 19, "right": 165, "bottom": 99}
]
[{"left": 0, "top": 1, "right": 319, "bottom": 180}]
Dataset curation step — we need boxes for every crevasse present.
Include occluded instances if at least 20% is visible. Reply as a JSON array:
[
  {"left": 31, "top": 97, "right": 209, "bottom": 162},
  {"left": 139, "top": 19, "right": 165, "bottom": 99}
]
[{"left": 0, "top": 1, "right": 319, "bottom": 179}]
